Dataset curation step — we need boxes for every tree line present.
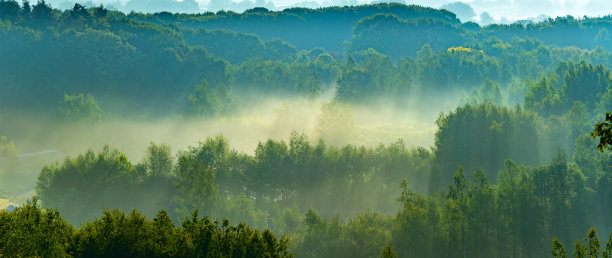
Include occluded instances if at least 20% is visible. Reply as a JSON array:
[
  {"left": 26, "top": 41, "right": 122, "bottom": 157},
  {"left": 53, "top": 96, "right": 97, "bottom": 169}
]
[
  {"left": 29, "top": 102, "right": 611, "bottom": 256},
  {"left": 0, "top": 198, "right": 292, "bottom": 257}
]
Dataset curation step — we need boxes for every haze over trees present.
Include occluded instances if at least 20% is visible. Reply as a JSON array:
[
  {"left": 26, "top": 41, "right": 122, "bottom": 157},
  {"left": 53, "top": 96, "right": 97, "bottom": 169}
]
[{"left": 1, "top": 1, "right": 612, "bottom": 257}]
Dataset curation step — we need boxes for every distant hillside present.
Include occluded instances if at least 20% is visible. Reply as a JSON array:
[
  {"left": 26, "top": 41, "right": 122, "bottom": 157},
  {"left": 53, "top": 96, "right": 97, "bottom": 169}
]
[
  {"left": 1, "top": 1, "right": 612, "bottom": 117},
  {"left": 128, "top": 3, "right": 460, "bottom": 52}
]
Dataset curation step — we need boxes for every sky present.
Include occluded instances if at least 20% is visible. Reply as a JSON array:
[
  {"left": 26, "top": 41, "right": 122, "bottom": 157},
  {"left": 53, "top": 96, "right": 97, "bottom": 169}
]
[{"left": 49, "top": 0, "right": 612, "bottom": 24}]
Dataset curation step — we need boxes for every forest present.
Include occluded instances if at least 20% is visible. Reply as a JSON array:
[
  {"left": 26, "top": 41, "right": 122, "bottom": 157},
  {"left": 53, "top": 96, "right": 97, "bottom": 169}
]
[{"left": 1, "top": 0, "right": 612, "bottom": 257}]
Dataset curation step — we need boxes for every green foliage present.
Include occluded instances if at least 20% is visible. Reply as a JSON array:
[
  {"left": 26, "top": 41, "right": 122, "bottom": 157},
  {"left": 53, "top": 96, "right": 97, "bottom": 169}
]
[
  {"left": 35, "top": 146, "right": 176, "bottom": 224},
  {"left": 179, "top": 211, "right": 293, "bottom": 258},
  {"left": 592, "top": 111, "right": 612, "bottom": 153},
  {"left": 182, "top": 134, "right": 248, "bottom": 196},
  {"left": 143, "top": 142, "right": 173, "bottom": 178},
  {"left": 604, "top": 233, "right": 612, "bottom": 258},
  {"left": 564, "top": 63, "right": 611, "bottom": 110},
  {"left": 221, "top": 193, "right": 269, "bottom": 230},
  {"left": 251, "top": 138, "right": 291, "bottom": 202},
  {"left": 58, "top": 93, "right": 103, "bottom": 121},
  {"left": 2, "top": 1, "right": 612, "bottom": 119},
  {"left": 393, "top": 179, "right": 439, "bottom": 257},
  {"left": 552, "top": 237, "right": 568, "bottom": 258},
  {"left": 464, "top": 79, "right": 503, "bottom": 105},
  {"left": 525, "top": 62, "right": 611, "bottom": 119},
  {"left": 173, "top": 152, "right": 218, "bottom": 219},
  {"left": 232, "top": 59, "right": 325, "bottom": 98},
  {"left": 432, "top": 103, "right": 540, "bottom": 189},
  {"left": 188, "top": 80, "right": 238, "bottom": 118},
  {"left": 1, "top": 198, "right": 292, "bottom": 257},
  {"left": 2, "top": 2, "right": 612, "bottom": 120},
  {"left": 31, "top": 0, "right": 54, "bottom": 27},
  {"left": 524, "top": 76, "right": 564, "bottom": 117},
  {"left": 351, "top": 14, "right": 466, "bottom": 57},
  {"left": 554, "top": 229, "right": 612, "bottom": 258},
  {"left": 380, "top": 242, "right": 397, "bottom": 258},
  {"left": 293, "top": 209, "right": 391, "bottom": 258},
  {"left": 574, "top": 239, "right": 587, "bottom": 258},
  {"left": 74, "top": 209, "right": 162, "bottom": 257},
  {"left": 389, "top": 153, "right": 604, "bottom": 257},
  {"left": 173, "top": 3, "right": 459, "bottom": 52},
  {"left": 0, "top": 198, "right": 73, "bottom": 257},
  {"left": 27, "top": 127, "right": 612, "bottom": 257},
  {"left": 336, "top": 49, "right": 398, "bottom": 102},
  {"left": 0, "top": 0, "right": 21, "bottom": 22},
  {"left": 7, "top": 4, "right": 612, "bottom": 257},
  {"left": 586, "top": 227, "right": 601, "bottom": 258}
]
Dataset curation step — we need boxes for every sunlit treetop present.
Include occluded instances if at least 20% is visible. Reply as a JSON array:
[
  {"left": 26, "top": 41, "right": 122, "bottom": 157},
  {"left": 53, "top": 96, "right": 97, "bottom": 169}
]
[{"left": 447, "top": 46, "right": 484, "bottom": 54}]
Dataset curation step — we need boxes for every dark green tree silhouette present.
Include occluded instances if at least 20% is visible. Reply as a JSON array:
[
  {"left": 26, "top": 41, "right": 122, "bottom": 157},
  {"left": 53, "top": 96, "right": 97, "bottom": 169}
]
[{"left": 592, "top": 111, "right": 612, "bottom": 152}]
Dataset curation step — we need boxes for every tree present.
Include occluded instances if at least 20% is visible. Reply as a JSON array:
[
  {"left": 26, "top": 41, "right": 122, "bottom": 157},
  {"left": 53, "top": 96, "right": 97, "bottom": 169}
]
[
  {"left": 21, "top": 0, "right": 31, "bottom": 18},
  {"left": 393, "top": 179, "right": 437, "bottom": 257},
  {"left": 524, "top": 76, "right": 564, "bottom": 117},
  {"left": 552, "top": 237, "right": 568, "bottom": 258},
  {"left": 30, "top": 0, "right": 53, "bottom": 27},
  {"left": 586, "top": 227, "right": 601, "bottom": 258},
  {"left": 432, "top": 103, "right": 540, "bottom": 189},
  {"left": 336, "top": 48, "right": 398, "bottom": 103},
  {"left": 564, "top": 228, "right": 604, "bottom": 258},
  {"left": 464, "top": 79, "right": 503, "bottom": 105},
  {"left": 444, "top": 168, "right": 470, "bottom": 257},
  {"left": 574, "top": 239, "right": 586, "bottom": 258},
  {"left": 381, "top": 242, "right": 398, "bottom": 258},
  {"left": 143, "top": 142, "right": 173, "bottom": 178},
  {"left": 92, "top": 4, "right": 107, "bottom": 18},
  {"left": 2, "top": 200, "right": 293, "bottom": 257},
  {"left": 592, "top": 111, "right": 612, "bottom": 152},
  {"left": 69, "top": 3, "right": 88, "bottom": 20},
  {"left": 58, "top": 93, "right": 103, "bottom": 121},
  {"left": 466, "top": 169, "right": 498, "bottom": 257},
  {"left": 252, "top": 138, "right": 290, "bottom": 203},
  {"left": 564, "top": 63, "right": 610, "bottom": 110},
  {"left": 35, "top": 146, "right": 139, "bottom": 223},
  {"left": 336, "top": 66, "right": 374, "bottom": 102},
  {"left": 603, "top": 233, "right": 612, "bottom": 258},
  {"left": 0, "top": 0, "right": 21, "bottom": 22},
  {"left": 0, "top": 198, "right": 73, "bottom": 257},
  {"left": 173, "top": 153, "right": 218, "bottom": 219},
  {"left": 188, "top": 80, "right": 237, "bottom": 118}
]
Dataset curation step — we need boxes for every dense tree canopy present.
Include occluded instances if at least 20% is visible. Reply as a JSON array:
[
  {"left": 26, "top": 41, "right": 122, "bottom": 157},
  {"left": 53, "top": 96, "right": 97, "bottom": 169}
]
[
  {"left": 432, "top": 103, "right": 540, "bottom": 188},
  {"left": 2, "top": 1, "right": 612, "bottom": 117},
  {"left": 0, "top": 199, "right": 292, "bottom": 257}
]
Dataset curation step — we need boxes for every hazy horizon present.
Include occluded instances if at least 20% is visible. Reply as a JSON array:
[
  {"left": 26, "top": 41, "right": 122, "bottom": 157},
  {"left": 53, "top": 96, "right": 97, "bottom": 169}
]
[{"left": 45, "top": 0, "right": 612, "bottom": 25}]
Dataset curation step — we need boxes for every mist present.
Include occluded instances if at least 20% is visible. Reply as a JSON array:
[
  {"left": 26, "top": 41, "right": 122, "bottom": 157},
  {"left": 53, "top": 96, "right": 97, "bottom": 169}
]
[{"left": 1, "top": 1, "right": 612, "bottom": 257}]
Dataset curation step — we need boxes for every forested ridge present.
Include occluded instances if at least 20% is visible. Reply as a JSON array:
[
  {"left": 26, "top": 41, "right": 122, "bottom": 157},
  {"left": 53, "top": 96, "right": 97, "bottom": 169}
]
[
  {"left": 1, "top": 1, "right": 612, "bottom": 257},
  {"left": 2, "top": 1, "right": 612, "bottom": 115}
]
